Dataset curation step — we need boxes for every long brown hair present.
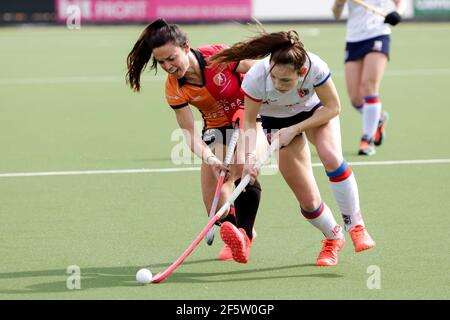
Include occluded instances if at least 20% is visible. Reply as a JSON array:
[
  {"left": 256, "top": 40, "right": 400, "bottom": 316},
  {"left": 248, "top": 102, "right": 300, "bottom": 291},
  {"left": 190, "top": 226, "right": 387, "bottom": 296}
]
[
  {"left": 209, "top": 29, "right": 308, "bottom": 71},
  {"left": 126, "top": 18, "right": 188, "bottom": 92}
]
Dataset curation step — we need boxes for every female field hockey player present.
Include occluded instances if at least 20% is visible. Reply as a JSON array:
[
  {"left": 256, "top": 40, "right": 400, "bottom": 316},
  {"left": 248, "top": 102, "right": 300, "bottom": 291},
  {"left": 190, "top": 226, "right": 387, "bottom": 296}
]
[
  {"left": 126, "top": 19, "right": 265, "bottom": 260},
  {"left": 210, "top": 28, "right": 376, "bottom": 265},
  {"left": 332, "top": 0, "right": 404, "bottom": 155}
]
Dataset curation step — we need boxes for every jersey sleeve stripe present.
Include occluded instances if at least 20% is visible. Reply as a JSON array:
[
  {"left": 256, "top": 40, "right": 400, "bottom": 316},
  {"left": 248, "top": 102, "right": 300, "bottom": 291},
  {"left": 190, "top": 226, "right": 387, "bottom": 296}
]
[
  {"left": 240, "top": 88, "right": 262, "bottom": 102},
  {"left": 233, "top": 61, "right": 240, "bottom": 72},
  {"left": 170, "top": 103, "right": 189, "bottom": 109},
  {"left": 313, "top": 72, "right": 331, "bottom": 87}
]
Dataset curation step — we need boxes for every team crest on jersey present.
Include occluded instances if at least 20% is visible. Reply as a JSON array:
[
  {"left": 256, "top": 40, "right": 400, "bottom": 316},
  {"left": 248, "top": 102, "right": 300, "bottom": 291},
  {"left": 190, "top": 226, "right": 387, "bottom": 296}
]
[
  {"left": 297, "top": 88, "right": 309, "bottom": 97},
  {"left": 213, "top": 72, "right": 227, "bottom": 86}
]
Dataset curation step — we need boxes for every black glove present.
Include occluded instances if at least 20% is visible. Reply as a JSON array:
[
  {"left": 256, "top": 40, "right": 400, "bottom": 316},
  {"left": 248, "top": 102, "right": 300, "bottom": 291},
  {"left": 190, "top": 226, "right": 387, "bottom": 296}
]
[{"left": 384, "top": 11, "right": 402, "bottom": 26}]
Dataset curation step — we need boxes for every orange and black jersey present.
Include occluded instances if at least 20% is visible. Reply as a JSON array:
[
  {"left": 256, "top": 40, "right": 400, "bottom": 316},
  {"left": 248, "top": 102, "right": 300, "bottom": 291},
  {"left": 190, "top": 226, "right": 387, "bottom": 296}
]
[{"left": 165, "top": 45, "right": 244, "bottom": 129}]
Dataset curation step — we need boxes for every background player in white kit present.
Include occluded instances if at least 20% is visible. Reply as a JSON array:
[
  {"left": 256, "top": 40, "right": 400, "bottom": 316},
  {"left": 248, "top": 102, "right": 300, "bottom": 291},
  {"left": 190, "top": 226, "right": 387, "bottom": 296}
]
[
  {"left": 210, "top": 29, "right": 376, "bottom": 266},
  {"left": 332, "top": 0, "right": 404, "bottom": 155}
]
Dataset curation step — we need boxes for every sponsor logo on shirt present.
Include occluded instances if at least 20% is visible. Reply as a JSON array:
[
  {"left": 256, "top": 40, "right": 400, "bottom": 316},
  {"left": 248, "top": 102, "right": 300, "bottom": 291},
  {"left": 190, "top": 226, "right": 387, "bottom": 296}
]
[
  {"left": 219, "top": 98, "right": 243, "bottom": 112},
  {"left": 262, "top": 98, "right": 278, "bottom": 104}
]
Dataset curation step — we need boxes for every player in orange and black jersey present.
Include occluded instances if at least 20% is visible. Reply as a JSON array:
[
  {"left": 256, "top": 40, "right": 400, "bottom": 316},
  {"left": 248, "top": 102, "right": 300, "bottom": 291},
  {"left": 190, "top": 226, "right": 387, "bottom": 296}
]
[{"left": 126, "top": 19, "right": 266, "bottom": 262}]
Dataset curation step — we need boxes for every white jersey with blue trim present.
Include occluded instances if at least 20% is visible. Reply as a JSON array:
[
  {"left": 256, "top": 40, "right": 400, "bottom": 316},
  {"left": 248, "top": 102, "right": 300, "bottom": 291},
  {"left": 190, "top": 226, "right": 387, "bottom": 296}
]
[
  {"left": 346, "top": 0, "right": 391, "bottom": 42},
  {"left": 241, "top": 53, "right": 331, "bottom": 118}
]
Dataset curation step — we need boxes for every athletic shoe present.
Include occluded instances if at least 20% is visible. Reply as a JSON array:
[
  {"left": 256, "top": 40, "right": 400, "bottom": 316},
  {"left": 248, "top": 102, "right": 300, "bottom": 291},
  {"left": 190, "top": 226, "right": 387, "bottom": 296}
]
[
  {"left": 374, "top": 111, "right": 389, "bottom": 146},
  {"left": 358, "top": 136, "right": 376, "bottom": 156},
  {"left": 219, "top": 222, "right": 251, "bottom": 263},
  {"left": 349, "top": 225, "right": 376, "bottom": 252},
  {"left": 217, "top": 228, "right": 256, "bottom": 261},
  {"left": 217, "top": 243, "right": 233, "bottom": 261},
  {"left": 316, "top": 237, "right": 345, "bottom": 266}
]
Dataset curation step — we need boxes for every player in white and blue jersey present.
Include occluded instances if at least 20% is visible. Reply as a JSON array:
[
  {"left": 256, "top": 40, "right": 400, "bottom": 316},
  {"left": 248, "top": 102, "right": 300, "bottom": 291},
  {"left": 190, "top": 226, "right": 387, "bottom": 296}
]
[
  {"left": 210, "top": 29, "right": 376, "bottom": 266},
  {"left": 333, "top": 0, "right": 404, "bottom": 155}
]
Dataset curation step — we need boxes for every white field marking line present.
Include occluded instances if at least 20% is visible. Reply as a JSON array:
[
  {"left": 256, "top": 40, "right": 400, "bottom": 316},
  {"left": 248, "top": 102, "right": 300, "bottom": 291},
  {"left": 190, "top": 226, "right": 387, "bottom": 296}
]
[
  {"left": 0, "top": 75, "right": 166, "bottom": 85},
  {"left": 1, "top": 68, "right": 450, "bottom": 85},
  {"left": 1, "top": 159, "right": 449, "bottom": 178}
]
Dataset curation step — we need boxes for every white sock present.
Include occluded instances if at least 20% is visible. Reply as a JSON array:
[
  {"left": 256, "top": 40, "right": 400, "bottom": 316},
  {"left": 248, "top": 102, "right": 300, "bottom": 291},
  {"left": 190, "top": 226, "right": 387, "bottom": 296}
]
[
  {"left": 327, "top": 161, "right": 365, "bottom": 231},
  {"left": 363, "top": 96, "right": 382, "bottom": 140},
  {"left": 301, "top": 202, "right": 344, "bottom": 240}
]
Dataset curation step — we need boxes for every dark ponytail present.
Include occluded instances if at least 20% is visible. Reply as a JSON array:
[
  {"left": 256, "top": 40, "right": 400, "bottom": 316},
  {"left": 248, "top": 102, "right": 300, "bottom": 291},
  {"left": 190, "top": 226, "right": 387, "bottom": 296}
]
[
  {"left": 126, "top": 18, "right": 188, "bottom": 92},
  {"left": 209, "top": 29, "right": 308, "bottom": 72}
]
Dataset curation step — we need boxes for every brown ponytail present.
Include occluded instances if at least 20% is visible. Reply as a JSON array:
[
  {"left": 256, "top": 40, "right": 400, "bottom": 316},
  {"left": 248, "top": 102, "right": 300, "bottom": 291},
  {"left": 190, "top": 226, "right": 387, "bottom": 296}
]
[
  {"left": 126, "top": 18, "right": 188, "bottom": 92},
  {"left": 209, "top": 29, "right": 308, "bottom": 71}
]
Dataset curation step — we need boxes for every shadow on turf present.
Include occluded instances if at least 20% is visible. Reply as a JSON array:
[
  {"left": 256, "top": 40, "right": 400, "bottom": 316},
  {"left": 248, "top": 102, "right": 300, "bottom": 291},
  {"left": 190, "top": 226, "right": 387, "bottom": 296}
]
[{"left": 0, "top": 258, "right": 342, "bottom": 294}]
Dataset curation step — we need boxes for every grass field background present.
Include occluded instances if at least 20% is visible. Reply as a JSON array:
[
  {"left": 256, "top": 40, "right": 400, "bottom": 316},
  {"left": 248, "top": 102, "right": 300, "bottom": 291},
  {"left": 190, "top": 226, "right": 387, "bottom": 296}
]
[{"left": 0, "top": 23, "right": 449, "bottom": 299}]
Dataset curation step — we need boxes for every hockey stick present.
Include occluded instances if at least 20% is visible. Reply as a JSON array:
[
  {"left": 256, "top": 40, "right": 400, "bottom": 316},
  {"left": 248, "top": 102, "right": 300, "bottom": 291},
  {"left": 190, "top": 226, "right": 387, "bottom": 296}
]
[
  {"left": 352, "top": 0, "right": 386, "bottom": 17},
  {"left": 151, "top": 139, "right": 280, "bottom": 283},
  {"left": 204, "top": 126, "right": 240, "bottom": 245}
]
